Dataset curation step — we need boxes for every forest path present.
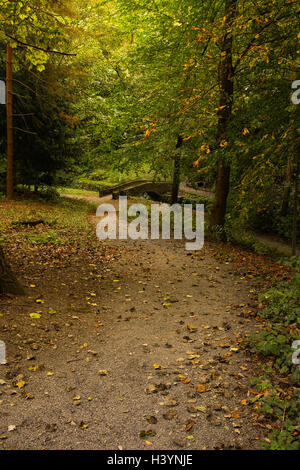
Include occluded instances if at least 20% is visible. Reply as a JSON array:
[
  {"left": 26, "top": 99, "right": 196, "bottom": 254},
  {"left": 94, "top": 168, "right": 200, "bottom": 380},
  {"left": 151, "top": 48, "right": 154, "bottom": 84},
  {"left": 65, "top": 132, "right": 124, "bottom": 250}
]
[
  {"left": 61, "top": 191, "right": 299, "bottom": 257},
  {"left": 253, "top": 232, "right": 299, "bottom": 257},
  {"left": 0, "top": 194, "right": 268, "bottom": 450}
]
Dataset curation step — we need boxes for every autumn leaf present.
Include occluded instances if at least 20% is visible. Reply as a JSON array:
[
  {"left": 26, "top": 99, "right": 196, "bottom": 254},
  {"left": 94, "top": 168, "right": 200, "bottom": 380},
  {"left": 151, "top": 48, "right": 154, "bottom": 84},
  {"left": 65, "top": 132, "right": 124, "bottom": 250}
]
[
  {"left": 16, "top": 381, "right": 26, "bottom": 389},
  {"left": 29, "top": 313, "right": 41, "bottom": 319},
  {"left": 196, "top": 384, "right": 211, "bottom": 393},
  {"left": 185, "top": 421, "right": 195, "bottom": 432},
  {"left": 187, "top": 325, "right": 197, "bottom": 333}
]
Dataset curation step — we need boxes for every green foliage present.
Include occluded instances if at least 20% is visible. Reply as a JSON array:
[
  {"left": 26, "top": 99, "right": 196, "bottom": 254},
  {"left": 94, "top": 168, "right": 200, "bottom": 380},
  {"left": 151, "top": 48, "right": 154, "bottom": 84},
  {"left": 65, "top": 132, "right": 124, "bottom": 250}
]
[
  {"left": 1, "top": 0, "right": 298, "bottom": 244},
  {"left": 37, "top": 186, "right": 61, "bottom": 202},
  {"left": 0, "top": 0, "right": 73, "bottom": 69},
  {"left": 250, "top": 377, "right": 300, "bottom": 450},
  {"left": 247, "top": 261, "right": 299, "bottom": 377},
  {"left": 245, "top": 259, "right": 300, "bottom": 449},
  {"left": 179, "top": 194, "right": 213, "bottom": 213},
  {"left": 259, "top": 278, "right": 300, "bottom": 327}
]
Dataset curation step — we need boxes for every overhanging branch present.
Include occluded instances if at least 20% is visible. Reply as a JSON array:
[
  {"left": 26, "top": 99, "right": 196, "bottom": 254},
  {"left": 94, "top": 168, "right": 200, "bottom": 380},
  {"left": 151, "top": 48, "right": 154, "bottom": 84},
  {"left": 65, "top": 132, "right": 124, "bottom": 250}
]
[{"left": 5, "top": 34, "right": 76, "bottom": 56}]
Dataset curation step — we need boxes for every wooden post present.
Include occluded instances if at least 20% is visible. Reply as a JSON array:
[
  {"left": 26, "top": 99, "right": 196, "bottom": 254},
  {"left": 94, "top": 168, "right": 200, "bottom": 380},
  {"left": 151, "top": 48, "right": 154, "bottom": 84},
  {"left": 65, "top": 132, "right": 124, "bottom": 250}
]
[{"left": 6, "top": 43, "right": 13, "bottom": 200}]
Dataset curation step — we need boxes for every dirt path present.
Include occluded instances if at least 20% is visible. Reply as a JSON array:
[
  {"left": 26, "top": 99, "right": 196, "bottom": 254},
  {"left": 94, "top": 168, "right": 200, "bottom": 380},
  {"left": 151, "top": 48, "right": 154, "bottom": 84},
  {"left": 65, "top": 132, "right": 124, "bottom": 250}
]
[
  {"left": 179, "top": 183, "right": 214, "bottom": 198},
  {"left": 0, "top": 196, "right": 268, "bottom": 450},
  {"left": 253, "top": 232, "right": 299, "bottom": 257},
  {"left": 61, "top": 191, "right": 299, "bottom": 258}
]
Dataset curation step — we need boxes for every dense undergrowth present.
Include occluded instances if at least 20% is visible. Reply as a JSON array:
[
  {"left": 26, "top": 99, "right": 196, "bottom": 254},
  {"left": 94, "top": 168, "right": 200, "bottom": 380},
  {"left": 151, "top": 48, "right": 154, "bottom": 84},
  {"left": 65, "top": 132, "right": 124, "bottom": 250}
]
[{"left": 245, "top": 257, "right": 300, "bottom": 450}]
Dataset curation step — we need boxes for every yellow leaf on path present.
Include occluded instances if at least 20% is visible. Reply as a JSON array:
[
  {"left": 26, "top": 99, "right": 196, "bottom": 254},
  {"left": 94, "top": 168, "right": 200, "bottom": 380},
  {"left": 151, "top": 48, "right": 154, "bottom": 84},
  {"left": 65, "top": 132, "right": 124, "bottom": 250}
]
[
  {"left": 99, "top": 369, "right": 108, "bottom": 376},
  {"left": 187, "top": 325, "right": 197, "bottom": 332},
  {"left": 30, "top": 313, "right": 41, "bottom": 319},
  {"left": 16, "top": 381, "right": 26, "bottom": 389}
]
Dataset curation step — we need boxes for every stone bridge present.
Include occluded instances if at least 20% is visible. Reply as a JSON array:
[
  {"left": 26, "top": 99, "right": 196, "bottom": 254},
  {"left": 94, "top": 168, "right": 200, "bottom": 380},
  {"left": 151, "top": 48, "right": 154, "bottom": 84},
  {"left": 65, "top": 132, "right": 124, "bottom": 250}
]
[{"left": 99, "top": 180, "right": 173, "bottom": 200}]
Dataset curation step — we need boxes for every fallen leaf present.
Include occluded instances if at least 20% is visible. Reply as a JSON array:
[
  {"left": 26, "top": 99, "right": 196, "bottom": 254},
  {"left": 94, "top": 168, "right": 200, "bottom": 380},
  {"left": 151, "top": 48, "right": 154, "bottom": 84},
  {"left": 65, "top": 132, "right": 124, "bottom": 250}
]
[
  {"left": 196, "top": 384, "right": 211, "bottom": 393},
  {"left": 29, "top": 313, "right": 41, "bottom": 319},
  {"left": 16, "top": 381, "right": 26, "bottom": 389},
  {"left": 164, "top": 396, "right": 178, "bottom": 407},
  {"left": 187, "top": 325, "right": 198, "bottom": 333}
]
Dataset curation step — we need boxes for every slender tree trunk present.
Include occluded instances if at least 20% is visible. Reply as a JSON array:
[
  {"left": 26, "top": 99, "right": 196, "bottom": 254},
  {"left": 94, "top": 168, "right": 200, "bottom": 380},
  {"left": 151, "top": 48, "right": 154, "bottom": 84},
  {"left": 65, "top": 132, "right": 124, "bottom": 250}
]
[
  {"left": 292, "top": 156, "right": 299, "bottom": 256},
  {"left": 6, "top": 43, "right": 13, "bottom": 200},
  {"left": 210, "top": 0, "right": 237, "bottom": 228},
  {"left": 171, "top": 135, "right": 183, "bottom": 204},
  {"left": 0, "top": 246, "right": 25, "bottom": 295},
  {"left": 280, "top": 156, "right": 293, "bottom": 216}
]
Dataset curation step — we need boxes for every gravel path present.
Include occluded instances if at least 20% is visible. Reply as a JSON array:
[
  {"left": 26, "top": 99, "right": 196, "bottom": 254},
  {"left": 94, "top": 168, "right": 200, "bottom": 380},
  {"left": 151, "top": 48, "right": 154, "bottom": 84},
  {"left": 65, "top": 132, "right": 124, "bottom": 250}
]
[{"left": 0, "top": 196, "right": 266, "bottom": 450}]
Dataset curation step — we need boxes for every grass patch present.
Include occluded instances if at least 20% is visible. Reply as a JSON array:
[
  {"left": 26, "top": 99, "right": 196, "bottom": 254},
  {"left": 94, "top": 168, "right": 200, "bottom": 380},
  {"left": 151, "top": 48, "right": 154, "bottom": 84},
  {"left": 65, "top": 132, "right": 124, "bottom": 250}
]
[
  {"left": 23, "top": 229, "right": 62, "bottom": 245},
  {"left": 0, "top": 195, "right": 97, "bottom": 248},
  {"left": 58, "top": 187, "right": 99, "bottom": 197}
]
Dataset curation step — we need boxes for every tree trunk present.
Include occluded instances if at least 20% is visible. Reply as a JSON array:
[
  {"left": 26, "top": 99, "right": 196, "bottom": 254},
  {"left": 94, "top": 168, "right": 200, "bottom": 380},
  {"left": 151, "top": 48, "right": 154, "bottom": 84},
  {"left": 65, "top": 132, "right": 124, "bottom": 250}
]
[
  {"left": 210, "top": 0, "right": 237, "bottom": 228},
  {"left": 171, "top": 135, "right": 183, "bottom": 204},
  {"left": 0, "top": 246, "right": 25, "bottom": 295},
  {"left": 6, "top": 43, "right": 14, "bottom": 200},
  {"left": 292, "top": 156, "right": 299, "bottom": 256},
  {"left": 280, "top": 155, "right": 293, "bottom": 216},
  {"left": 210, "top": 163, "right": 231, "bottom": 227}
]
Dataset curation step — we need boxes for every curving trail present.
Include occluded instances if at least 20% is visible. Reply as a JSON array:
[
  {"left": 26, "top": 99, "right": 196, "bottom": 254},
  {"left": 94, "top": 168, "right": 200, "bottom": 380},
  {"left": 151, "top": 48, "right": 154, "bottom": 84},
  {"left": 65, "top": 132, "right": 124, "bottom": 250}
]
[{"left": 0, "top": 194, "right": 267, "bottom": 450}]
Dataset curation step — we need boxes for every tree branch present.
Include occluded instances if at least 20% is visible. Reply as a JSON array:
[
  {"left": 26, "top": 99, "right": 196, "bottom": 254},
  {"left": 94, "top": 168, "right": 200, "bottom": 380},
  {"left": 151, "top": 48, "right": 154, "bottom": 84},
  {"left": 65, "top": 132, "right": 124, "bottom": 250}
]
[{"left": 5, "top": 34, "right": 76, "bottom": 56}]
